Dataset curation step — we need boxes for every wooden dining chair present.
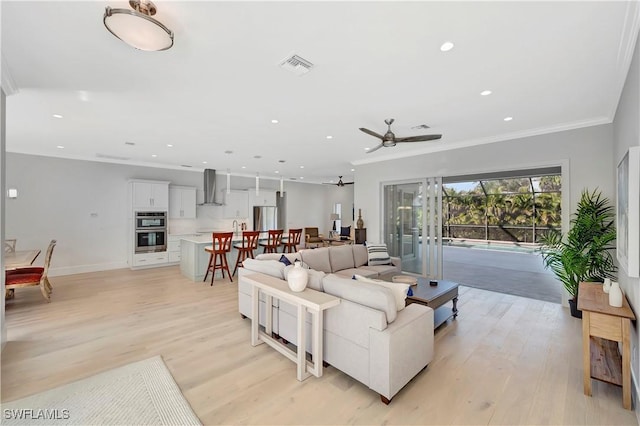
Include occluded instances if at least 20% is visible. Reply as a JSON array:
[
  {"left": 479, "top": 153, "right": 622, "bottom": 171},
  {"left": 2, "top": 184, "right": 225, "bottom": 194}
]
[
  {"left": 281, "top": 228, "right": 302, "bottom": 253},
  {"left": 232, "top": 230, "right": 260, "bottom": 276},
  {"left": 259, "top": 229, "right": 283, "bottom": 254},
  {"left": 4, "top": 239, "right": 16, "bottom": 253},
  {"left": 204, "top": 232, "right": 234, "bottom": 284},
  {"left": 5, "top": 239, "right": 56, "bottom": 302}
]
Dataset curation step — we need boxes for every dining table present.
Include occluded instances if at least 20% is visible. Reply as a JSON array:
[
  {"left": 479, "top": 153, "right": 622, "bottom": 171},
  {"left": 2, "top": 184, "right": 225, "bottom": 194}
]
[
  {"left": 5, "top": 249, "right": 41, "bottom": 299},
  {"left": 5, "top": 249, "right": 41, "bottom": 270}
]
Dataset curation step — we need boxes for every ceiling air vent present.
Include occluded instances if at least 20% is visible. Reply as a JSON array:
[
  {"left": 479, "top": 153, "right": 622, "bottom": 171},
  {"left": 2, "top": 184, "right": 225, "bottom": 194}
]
[
  {"left": 279, "top": 54, "right": 314, "bottom": 76},
  {"left": 411, "top": 124, "right": 431, "bottom": 130}
]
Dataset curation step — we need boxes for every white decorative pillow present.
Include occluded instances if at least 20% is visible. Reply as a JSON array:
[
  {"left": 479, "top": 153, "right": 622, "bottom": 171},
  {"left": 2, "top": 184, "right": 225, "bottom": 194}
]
[
  {"left": 366, "top": 243, "right": 391, "bottom": 266},
  {"left": 354, "top": 274, "right": 409, "bottom": 311}
]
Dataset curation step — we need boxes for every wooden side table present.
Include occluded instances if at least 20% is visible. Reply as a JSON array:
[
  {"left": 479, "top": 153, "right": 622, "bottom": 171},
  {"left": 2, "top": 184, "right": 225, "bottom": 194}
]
[{"left": 578, "top": 282, "right": 636, "bottom": 409}]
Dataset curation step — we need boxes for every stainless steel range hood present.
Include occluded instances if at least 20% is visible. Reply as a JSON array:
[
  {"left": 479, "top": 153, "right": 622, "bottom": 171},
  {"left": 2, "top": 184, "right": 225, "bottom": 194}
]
[{"left": 200, "top": 169, "right": 223, "bottom": 205}]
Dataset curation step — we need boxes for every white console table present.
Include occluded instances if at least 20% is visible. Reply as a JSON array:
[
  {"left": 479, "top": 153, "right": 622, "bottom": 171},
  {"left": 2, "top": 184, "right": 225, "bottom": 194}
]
[{"left": 244, "top": 273, "right": 340, "bottom": 381}]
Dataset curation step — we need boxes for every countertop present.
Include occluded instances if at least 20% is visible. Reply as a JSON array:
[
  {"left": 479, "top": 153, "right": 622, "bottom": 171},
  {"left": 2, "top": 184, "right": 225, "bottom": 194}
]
[{"left": 180, "top": 232, "right": 283, "bottom": 244}]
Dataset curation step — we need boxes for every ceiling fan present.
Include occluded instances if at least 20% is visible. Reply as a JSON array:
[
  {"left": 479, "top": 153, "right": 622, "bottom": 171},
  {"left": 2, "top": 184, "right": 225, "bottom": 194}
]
[
  {"left": 359, "top": 118, "right": 442, "bottom": 153},
  {"left": 323, "top": 176, "right": 354, "bottom": 187}
]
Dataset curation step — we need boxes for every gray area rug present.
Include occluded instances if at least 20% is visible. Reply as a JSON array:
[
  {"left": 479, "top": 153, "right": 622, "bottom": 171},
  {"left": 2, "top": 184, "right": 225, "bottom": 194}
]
[{"left": 2, "top": 356, "right": 201, "bottom": 425}]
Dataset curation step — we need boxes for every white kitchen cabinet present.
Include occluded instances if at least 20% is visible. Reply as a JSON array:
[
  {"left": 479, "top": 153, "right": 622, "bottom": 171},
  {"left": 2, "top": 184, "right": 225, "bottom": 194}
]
[
  {"left": 223, "top": 190, "right": 249, "bottom": 218},
  {"left": 248, "top": 189, "right": 277, "bottom": 207},
  {"left": 167, "top": 235, "right": 184, "bottom": 263},
  {"left": 132, "top": 181, "right": 170, "bottom": 211},
  {"left": 132, "top": 251, "right": 168, "bottom": 267},
  {"left": 169, "top": 186, "right": 197, "bottom": 219}
]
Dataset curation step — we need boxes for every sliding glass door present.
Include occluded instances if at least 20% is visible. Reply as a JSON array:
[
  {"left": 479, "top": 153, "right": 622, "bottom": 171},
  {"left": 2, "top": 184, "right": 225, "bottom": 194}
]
[{"left": 383, "top": 178, "right": 442, "bottom": 278}]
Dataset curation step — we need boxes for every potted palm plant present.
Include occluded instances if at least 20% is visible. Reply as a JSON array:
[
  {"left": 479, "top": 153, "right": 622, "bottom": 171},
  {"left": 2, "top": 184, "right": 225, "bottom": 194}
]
[{"left": 539, "top": 189, "right": 617, "bottom": 318}]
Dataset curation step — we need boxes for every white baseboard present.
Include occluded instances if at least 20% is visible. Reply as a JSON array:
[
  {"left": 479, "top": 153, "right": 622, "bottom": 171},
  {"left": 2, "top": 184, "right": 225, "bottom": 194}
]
[{"left": 48, "top": 262, "right": 128, "bottom": 277}]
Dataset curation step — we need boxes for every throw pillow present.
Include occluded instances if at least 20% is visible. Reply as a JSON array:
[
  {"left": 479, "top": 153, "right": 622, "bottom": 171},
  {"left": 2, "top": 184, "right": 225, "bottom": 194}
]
[
  {"left": 354, "top": 274, "right": 409, "bottom": 311},
  {"left": 340, "top": 226, "right": 351, "bottom": 237},
  {"left": 279, "top": 254, "right": 292, "bottom": 266},
  {"left": 366, "top": 243, "right": 391, "bottom": 266}
]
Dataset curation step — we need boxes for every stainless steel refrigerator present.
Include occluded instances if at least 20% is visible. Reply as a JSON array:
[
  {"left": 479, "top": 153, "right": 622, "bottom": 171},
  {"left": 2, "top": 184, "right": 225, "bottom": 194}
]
[{"left": 253, "top": 206, "right": 277, "bottom": 232}]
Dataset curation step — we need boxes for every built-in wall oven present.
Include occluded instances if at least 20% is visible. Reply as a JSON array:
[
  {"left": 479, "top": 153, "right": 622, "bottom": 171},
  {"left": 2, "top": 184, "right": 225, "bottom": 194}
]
[{"left": 135, "top": 211, "right": 167, "bottom": 253}]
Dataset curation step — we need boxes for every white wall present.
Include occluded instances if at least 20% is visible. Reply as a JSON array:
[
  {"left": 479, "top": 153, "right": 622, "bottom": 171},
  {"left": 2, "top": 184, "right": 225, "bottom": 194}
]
[
  {"left": 355, "top": 123, "right": 615, "bottom": 245},
  {"left": 5, "top": 154, "right": 347, "bottom": 274},
  {"left": 1, "top": 90, "right": 7, "bottom": 350},
  {"left": 613, "top": 28, "right": 640, "bottom": 413}
]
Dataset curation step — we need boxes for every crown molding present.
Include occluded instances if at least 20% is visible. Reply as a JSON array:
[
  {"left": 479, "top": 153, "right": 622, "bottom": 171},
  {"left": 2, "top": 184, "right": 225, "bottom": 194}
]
[
  {"left": 1, "top": 54, "right": 19, "bottom": 96},
  {"left": 609, "top": 0, "right": 640, "bottom": 119}
]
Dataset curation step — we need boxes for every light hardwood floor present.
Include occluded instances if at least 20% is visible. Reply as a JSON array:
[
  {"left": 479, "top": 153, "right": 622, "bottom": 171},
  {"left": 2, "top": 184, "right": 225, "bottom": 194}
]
[{"left": 2, "top": 266, "right": 637, "bottom": 425}]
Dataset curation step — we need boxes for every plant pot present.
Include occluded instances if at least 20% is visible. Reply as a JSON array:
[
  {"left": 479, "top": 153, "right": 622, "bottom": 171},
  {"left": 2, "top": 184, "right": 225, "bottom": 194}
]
[{"left": 568, "top": 298, "right": 582, "bottom": 319}]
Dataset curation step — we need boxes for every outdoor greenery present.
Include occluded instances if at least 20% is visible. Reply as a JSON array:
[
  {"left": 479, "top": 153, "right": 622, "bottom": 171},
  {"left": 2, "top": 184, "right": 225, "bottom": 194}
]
[
  {"left": 539, "top": 189, "right": 617, "bottom": 299},
  {"left": 442, "top": 176, "right": 562, "bottom": 242}
]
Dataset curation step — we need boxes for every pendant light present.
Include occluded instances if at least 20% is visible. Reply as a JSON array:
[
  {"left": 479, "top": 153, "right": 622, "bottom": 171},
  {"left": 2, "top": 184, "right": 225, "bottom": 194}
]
[
  {"left": 256, "top": 173, "right": 260, "bottom": 196},
  {"left": 226, "top": 169, "right": 231, "bottom": 194},
  {"left": 103, "top": 0, "right": 174, "bottom": 51},
  {"left": 280, "top": 176, "right": 284, "bottom": 197}
]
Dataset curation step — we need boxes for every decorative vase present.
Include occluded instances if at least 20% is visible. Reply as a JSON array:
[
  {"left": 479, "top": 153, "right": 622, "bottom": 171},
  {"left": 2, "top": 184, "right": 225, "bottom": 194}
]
[
  {"left": 287, "top": 262, "right": 308, "bottom": 292},
  {"left": 356, "top": 209, "right": 364, "bottom": 229},
  {"left": 603, "top": 278, "right": 611, "bottom": 293},
  {"left": 609, "top": 281, "right": 623, "bottom": 307}
]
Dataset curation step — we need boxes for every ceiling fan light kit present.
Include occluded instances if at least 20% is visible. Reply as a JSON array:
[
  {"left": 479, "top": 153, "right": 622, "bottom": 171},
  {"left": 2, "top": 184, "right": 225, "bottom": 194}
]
[
  {"left": 103, "top": 0, "right": 174, "bottom": 51},
  {"left": 360, "top": 118, "right": 442, "bottom": 153}
]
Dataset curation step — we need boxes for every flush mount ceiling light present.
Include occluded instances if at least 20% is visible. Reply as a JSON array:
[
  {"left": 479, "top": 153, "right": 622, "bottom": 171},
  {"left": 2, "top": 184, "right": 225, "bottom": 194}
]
[{"left": 103, "top": 0, "right": 174, "bottom": 51}]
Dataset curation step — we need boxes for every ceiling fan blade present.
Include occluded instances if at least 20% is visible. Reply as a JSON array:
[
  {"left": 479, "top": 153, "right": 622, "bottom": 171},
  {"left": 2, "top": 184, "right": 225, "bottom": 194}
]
[
  {"left": 366, "top": 143, "right": 384, "bottom": 153},
  {"left": 359, "top": 128, "right": 385, "bottom": 139},
  {"left": 394, "top": 134, "right": 442, "bottom": 143},
  {"left": 343, "top": 182, "right": 355, "bottom": 185}
]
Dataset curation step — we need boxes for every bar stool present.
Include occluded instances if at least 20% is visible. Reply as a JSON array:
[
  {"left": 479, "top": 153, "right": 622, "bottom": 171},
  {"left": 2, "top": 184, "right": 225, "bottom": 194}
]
[
  {"left": 204, "top": 232, "right": 233, "bottom": 285},
  {"left": 233, "top": 230, "right": 260, "bottom": 276},
  {"left": 281, "top": 228, "right": 302, "bottom": 253},
  {"left": 259, "top": 229, "right": 283, "bottom": 253}
]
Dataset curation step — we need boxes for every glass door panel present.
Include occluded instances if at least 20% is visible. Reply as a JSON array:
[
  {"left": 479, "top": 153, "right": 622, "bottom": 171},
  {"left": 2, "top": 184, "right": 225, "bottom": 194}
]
[{"left": 383, "top": 178, "right": 442, "bottom": 278}]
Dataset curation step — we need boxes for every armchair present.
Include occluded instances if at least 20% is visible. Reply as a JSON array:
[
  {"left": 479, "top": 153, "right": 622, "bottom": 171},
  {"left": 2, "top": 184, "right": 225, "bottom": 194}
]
[{"left": 304, "top": 227, "right": 324, "bottom": 248}]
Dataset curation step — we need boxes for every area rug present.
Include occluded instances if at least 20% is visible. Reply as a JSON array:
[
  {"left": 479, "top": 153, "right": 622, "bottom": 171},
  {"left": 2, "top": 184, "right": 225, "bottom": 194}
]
[{"left": 2, "top": 356, "right": 201, "bottom": 425}]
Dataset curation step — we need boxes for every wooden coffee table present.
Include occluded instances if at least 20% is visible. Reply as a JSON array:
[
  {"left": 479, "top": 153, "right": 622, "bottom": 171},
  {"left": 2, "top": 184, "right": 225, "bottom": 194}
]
[{"left": 381, "top": 274, "right": 459, "bottom": 328}]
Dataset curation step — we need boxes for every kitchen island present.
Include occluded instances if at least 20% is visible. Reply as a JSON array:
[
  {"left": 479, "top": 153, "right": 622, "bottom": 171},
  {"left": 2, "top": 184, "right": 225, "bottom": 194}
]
[{"left": 180, "top": 234, "right": 241, "bottom": 282}]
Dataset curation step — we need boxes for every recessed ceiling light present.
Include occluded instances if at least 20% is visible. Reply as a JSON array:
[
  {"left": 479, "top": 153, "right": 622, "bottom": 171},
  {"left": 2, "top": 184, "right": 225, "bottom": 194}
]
[
  {"left": 504, "top": 116, "right": 513, "bottom": 122},
  {"left": 480, "top": 90, "right": 492, "bottom": 96},
  {"left": 275, "top": 171, "right": 280, "bottom": 174},
  {"left": 351, "top": 168, "right": 355, "bottom": 172},
  {"left": 202, "top": 161, "right": 207, "bottom": 164},
  {"left": 300, "top": 177, "right": 304, "bottom": 180},
  {"left": 364, "top": 147, "right": 370, "bottom": 151},
  {"left": 56, "top": 145, "right": 64, "bottom": 149},
  {"left": 151, "top": 154, "right": 157, "bottom": 158},
  {"left": 52, "top": 114, "right": 63, "bottom": 119},
  {"left": 326, "top": 135, "right": 333, "bottom": 139},
  {"left": 225, "top": 150, "right": 233, "bottom": 154},
  {"left": 271, "top": 119, "right": 279, "bottom": 124},
  {"left": 167, "top": 144, "right": 173, "bottom": 148},
  {"left": 125, "top": 141, "right": 135, "bottom": 146},
  {"left": 241, "top": 166, "right": 246, "bottom": 169},
  {"left": 254, "top": 155, "right": 262, "bottom": 159},
  {"left": 440, "top": 41, "right": 454, "bottom": 52},
  {"left": 278, "top": 160, "right": 286, "bottom": 163},
  {"left": 300, "top": 165, "right": 304, "bottom": 169}
]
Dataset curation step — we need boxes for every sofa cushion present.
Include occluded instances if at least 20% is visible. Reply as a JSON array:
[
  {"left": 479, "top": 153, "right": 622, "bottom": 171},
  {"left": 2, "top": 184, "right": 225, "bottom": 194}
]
[
  {"left": 359, "top": 264, "right": 399, "bottom": 277},
  {"left": 299, "top": 248, "right": 332, "bottom": 273},
  {"left": 353, "top": 245, "right": 368, "bottom": 267},
  {"left": 354, "top": 274, "right": 409, "bottom": 311},
  {"left": 334, "top": 268, "right": 378, "bottom": 279},
  {"left": 367, "top": 243, "right": 391, "bottom": 266},
  {"left": 241, "top": 259, "right": 286, "bottom": 279},
  {"left": 322, "top": 274, "right": 397, "bottom": 323},
  {"left": 329, "top": 244, "right": 355, "bottom": 272},
  {"left": 284, "top": 264, "right": 325, "bottom": 291}
]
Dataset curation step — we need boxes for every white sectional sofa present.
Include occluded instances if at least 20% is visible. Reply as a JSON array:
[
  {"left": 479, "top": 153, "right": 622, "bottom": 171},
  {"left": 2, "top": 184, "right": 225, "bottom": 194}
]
[{"left": 237, "top": 244, "right": 434, "bottom": 403}]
